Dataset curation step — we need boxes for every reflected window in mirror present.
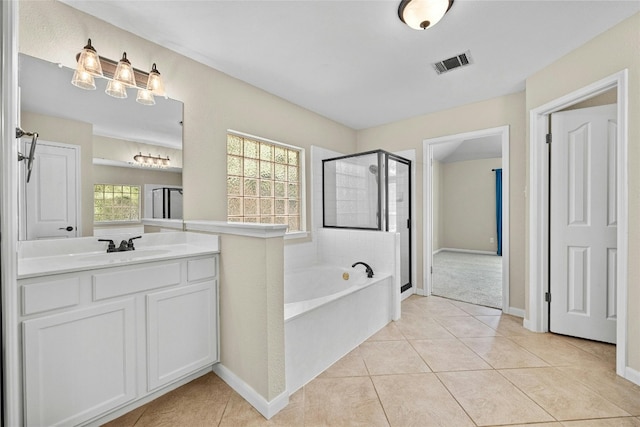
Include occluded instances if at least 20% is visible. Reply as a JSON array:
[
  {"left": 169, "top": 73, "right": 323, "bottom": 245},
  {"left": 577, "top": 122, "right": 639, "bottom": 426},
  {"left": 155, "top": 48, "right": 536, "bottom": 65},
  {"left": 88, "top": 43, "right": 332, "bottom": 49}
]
[
  {"left": 94, "top": 184, "right": 141, "bottom": 223},
  {"left": 227, "top": 131, "right": 304, "bottom": 233}
]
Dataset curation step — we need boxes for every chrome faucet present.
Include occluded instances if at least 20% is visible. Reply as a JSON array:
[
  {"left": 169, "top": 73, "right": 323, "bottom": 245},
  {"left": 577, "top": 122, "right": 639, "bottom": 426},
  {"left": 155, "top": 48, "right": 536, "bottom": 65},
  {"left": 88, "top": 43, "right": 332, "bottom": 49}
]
[
  {"left": 98, "top": 236, "right": 142, "bottom": 253},
  {"left": 352, "top": 261, "right": 374, "bottom": 278}
]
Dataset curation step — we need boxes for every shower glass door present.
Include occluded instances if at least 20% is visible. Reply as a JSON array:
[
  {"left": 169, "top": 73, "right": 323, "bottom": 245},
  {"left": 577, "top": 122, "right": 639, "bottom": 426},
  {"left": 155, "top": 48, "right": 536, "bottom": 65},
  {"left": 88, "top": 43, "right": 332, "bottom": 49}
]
[
  {"left": 323, "top": 152, "right": 380, "bottom": 229},
  {"left": 387, "top": 156, "right": 411, "bottom": 291}
]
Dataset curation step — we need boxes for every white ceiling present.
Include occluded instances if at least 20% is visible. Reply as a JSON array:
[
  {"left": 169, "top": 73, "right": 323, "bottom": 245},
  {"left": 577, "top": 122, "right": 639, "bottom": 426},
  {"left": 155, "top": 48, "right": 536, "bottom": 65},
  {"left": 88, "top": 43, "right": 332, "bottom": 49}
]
[{"left": 61, "top": 0, "right": 640, "bottom": 130}]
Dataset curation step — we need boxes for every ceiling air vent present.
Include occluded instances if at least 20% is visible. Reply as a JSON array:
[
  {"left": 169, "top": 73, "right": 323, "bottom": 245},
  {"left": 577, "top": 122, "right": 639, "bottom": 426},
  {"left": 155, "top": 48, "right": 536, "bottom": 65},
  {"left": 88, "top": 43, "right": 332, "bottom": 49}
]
[{"left": 433, "top": 51, "right": 472, "bottom": 75}]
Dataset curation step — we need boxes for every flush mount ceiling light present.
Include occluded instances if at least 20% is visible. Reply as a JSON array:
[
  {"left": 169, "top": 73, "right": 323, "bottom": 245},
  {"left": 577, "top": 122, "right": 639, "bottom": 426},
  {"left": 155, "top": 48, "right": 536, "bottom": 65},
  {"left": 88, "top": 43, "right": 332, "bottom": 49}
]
[
  {"left": 71, "top": 39, "right": 166, "bottom": 106},
  {"left": 398, "top": 0, "right": 454, "bottom": 30}
]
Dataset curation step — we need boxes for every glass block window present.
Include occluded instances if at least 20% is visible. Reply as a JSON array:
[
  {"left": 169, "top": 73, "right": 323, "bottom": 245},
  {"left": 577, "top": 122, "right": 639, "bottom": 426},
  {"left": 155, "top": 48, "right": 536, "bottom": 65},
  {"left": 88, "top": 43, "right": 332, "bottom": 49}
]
[
  {"left": 227, "top": 132, "right": 302, "bottom": 232},
  {"left": 94, "top": 184, "right": 141, "bottom": 223}
]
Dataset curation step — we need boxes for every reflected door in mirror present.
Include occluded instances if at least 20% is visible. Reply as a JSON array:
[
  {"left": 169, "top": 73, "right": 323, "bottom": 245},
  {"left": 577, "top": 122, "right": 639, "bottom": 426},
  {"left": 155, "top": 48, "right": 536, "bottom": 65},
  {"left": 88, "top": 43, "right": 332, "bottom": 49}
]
[{"left": 25, "top": 141, "right": 79, "bottom": 239}]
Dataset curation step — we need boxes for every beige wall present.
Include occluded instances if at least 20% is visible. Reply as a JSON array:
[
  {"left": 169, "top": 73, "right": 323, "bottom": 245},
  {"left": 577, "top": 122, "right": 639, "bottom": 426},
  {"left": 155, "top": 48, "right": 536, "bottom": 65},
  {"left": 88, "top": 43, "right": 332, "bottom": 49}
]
[
  {"left": 20, "top": 110, "right": 94, "bottom": 236},
  {"left": 217, "top": 234, "right": 285, "bottom": 401},
  {"left": 525, "top": 12, "right": 640, "bottom": 371},
  {"left": 357, "top": 91, "right": 526, "bottom": 310},
  {"left": 441, "top": 158, "right": 502, "bottom": 252}
]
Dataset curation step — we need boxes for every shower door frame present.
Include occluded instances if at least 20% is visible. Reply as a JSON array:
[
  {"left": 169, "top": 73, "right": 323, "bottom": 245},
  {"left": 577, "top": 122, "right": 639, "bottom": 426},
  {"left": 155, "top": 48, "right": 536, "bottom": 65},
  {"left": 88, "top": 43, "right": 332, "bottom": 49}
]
[{"left": 322, "top": 149, "right": 413, "bottom": 291}]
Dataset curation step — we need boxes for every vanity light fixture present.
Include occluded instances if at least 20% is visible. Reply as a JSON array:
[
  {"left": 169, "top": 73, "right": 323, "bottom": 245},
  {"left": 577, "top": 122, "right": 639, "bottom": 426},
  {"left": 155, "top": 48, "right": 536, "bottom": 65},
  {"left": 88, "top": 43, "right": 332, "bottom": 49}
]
[
  {"left": 133, "top": 152, "right": 170, "bottom": 168},
  {"left": 71, "top": 38, "right": 102, "bottom": 90},
  {"left": 71, "top": 39, "right": 166, "bottom": 105},
  {"left": 111, "top": 52, "right": 137, "bottom": 89},
  {"left": 398, "top": 0, "right": 454, "bottom": 30}
]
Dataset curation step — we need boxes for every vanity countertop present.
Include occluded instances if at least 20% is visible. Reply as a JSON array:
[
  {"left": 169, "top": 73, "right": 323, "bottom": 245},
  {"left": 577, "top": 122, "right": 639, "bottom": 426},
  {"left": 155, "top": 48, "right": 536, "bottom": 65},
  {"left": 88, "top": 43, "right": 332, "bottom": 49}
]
[{"left": 18, "top": 231, "right": 219, "bottom": 279}]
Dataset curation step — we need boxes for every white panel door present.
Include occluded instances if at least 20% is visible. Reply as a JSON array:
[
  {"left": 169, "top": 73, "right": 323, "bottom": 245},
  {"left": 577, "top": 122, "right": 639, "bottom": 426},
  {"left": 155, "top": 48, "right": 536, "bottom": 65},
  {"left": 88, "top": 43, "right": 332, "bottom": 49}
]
[
  {"left": 25, "top": 141, "right": 79, "bottom": 239},
  {"left": 550, "top": 104, "right": 617, "bottom": 343}
]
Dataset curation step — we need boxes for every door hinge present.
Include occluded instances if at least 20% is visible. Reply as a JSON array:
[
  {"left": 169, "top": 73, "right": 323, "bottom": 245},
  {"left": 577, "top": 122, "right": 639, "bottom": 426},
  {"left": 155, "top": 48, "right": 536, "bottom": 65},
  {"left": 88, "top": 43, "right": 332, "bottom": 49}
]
[
  {"left": 544, "top": 292, "right": 551, "bottom": 302},
  {"left": 546, "top": 133, "right": 552, "bottom": 144}
]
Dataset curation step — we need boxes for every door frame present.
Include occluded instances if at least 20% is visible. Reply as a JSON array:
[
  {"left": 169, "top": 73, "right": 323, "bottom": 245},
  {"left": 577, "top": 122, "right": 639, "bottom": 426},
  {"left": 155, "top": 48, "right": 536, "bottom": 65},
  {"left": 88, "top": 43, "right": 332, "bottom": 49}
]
[
  {"left": 422, "top": 125, "right": 510, "bottom": 313},
  {"left": 1, "top": 0, "right": 21, "bottom": 425},
  {"left": 19, "top": 140, "right": 82, "bottom": 240},
  {"left": 527, "top": 70, "right": 630, "bottom": 380},
  {"left": 392, "top": 149, "right": 417, "bottom": 301}
]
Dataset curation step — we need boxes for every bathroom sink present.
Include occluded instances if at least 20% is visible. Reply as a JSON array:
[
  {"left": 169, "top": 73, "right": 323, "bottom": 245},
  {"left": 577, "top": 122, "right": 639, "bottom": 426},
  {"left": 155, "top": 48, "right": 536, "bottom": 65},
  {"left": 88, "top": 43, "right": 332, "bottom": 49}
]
[{"left": 73, "top": 249, "right": 171, "bottom": 264}]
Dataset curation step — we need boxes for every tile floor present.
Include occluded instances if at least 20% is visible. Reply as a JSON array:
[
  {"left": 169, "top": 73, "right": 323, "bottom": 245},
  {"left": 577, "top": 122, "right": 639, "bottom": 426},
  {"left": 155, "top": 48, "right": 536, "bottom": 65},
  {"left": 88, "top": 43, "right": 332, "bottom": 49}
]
[{"left": 105, "top": 295, "right": 640, "bottom": 427}]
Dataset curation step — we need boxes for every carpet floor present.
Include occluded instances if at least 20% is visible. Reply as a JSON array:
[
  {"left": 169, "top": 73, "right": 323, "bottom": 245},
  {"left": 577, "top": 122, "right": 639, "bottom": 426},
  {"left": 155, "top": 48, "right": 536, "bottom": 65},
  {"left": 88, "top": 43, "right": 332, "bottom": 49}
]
[{"left": 432, "top": 250, "right": 502, "bottom": 309}]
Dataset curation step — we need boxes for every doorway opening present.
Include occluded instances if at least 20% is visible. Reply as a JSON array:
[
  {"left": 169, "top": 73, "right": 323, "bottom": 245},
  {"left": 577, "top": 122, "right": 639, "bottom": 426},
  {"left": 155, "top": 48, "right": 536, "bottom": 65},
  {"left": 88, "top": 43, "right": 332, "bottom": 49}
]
[
  {"left": 423, "top": 126, "right": 510, "bottom": 312},
  {"left": 528, "top": 70, "right": 629, "bottom": 378}
]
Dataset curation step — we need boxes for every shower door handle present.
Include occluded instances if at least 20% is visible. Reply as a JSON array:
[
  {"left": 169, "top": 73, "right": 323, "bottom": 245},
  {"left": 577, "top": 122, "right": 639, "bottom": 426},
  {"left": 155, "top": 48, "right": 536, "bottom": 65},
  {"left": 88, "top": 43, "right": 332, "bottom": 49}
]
[{"left": 16, "top": 127, "right": 39, "bottom": 183}]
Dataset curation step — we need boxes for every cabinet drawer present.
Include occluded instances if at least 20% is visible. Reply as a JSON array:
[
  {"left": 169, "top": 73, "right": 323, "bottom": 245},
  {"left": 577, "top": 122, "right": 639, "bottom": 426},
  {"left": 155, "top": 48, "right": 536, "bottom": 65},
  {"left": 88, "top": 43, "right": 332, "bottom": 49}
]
[
  {"left": 22, "top": 277, "right": 80, "bottom": 315},
  {"left": 93, "top": 262, "right": 181, "bottom": 301},
  {"left": 187, "top": 257, "right": 217, "bottom": 282}
]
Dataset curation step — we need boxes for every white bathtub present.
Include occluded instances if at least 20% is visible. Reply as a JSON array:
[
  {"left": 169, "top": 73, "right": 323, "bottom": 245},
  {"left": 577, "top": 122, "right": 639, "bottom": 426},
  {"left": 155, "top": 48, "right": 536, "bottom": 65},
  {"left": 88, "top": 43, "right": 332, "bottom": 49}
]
[{"left": 284, "top": 264, "right": 394, "bottom": 393}]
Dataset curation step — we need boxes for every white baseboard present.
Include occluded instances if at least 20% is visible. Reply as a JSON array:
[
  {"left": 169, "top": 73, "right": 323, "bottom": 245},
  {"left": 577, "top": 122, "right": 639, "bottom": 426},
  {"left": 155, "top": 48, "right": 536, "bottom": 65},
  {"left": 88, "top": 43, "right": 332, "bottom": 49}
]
[
  {"left": 414, "top": 287, "right": 428, "bottom": 296},
  {"left": 439, "top": 248, "right": 497, "bottom": 256},
  {"left": 506, "top": 307, "right": 526, "bottom": 318},
  {"left": 213, "top": 363, "right": 289, "bottom": 420},
  {"left": 624, "top": 366, "right": 640, "bottom": 386},
  {"left": 432, "top": 248, "right": 443, "bottom": 255}
]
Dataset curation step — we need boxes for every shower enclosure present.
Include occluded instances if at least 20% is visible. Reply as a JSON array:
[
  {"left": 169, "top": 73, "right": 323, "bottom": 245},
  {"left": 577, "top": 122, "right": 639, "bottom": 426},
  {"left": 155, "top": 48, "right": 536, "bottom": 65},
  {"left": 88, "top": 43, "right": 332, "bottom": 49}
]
[{"left": 323, "top": 150, "right": 412, "bottom": 292}]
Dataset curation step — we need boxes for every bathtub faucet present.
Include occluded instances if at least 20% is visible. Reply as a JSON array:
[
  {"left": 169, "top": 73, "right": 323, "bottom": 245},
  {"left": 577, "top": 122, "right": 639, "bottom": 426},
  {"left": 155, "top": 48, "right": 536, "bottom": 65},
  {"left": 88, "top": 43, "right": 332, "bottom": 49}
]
[{"left": 352, "top": 262, "right": 374, "bottom": 278}]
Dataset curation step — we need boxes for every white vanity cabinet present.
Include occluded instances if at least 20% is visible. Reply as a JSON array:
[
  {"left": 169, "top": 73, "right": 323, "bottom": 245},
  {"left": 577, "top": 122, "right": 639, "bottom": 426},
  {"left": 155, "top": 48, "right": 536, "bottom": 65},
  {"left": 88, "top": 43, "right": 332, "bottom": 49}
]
[{"left": 19, "top": 253, "right": 219, "bottom": 427}]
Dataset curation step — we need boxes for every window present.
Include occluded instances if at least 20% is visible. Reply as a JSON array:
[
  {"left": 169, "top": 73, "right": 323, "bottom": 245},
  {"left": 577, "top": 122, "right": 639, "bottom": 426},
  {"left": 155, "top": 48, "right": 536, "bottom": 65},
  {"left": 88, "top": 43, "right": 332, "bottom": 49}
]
[
  {"left": 94, "top": 184, "right": 141, "bottom": 223},
  {"left": 227, "top": 132, "right": 303, "bottom": 232}
]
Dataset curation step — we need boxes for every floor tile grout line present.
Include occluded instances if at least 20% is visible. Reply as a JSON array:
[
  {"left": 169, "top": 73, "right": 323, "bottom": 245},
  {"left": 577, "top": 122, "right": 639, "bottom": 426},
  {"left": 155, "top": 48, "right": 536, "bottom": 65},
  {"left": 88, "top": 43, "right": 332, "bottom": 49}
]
[
  {"left": 216, "top": 390, "right": 234, "bottom": 427},
  {"left": 546, "top": 366, "right": 634, "bottom": 418},
  {"left": 367, "top": 375, "right": 393, "bottom": 427},
  {"left": 493, "top": 367, "right": 561, "bottom": 423},
  {"left": 431, "top": 370, "right": 480, "bottom": 427}
]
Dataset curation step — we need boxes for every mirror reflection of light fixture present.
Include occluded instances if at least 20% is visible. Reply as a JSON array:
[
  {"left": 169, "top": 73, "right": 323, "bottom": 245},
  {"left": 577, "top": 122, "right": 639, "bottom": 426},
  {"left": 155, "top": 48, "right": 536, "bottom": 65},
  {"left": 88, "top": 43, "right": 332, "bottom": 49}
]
[
  {"left": 71, "top": 39, "right": 166, "bottom": 105},
  {"left": 133, "top": 152, "right": 170, "bottom": 168},
  {"left": 398, "top": 0, "right": 454, "bottom": 30},
  {"left": 71, "top": 68, "right": 96, "bottom": 90},
  {"left": 136, "top": 89, "right": 155, "bottom": 106},
  {"left": 105, "top": 80, "right": 127, "bottom": 99}
]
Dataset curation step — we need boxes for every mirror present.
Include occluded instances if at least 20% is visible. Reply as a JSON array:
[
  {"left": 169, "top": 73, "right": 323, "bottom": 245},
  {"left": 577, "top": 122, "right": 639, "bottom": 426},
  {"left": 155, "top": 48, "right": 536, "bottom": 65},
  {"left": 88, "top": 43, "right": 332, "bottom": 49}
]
[{"left": 18, "top": 53, "right": 183, "bottom": 240}]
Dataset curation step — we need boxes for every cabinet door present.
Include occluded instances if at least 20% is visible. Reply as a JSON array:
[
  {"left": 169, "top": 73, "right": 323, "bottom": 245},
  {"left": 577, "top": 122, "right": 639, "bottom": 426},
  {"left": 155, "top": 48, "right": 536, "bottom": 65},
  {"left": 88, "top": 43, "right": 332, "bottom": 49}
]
[
  {"left": 147, "top": 280, "right": 218, "bottom": 391},
  {"left": 23, "top": 299, "right": 136, "bottom": 427}
]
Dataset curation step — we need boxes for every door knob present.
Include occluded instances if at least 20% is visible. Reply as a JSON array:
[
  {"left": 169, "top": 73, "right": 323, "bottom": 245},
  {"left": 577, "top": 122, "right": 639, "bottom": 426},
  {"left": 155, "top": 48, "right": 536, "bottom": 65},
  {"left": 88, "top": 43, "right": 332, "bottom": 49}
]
[{"left": 59, "top": 226, "right": 74, "bottom": 231}]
